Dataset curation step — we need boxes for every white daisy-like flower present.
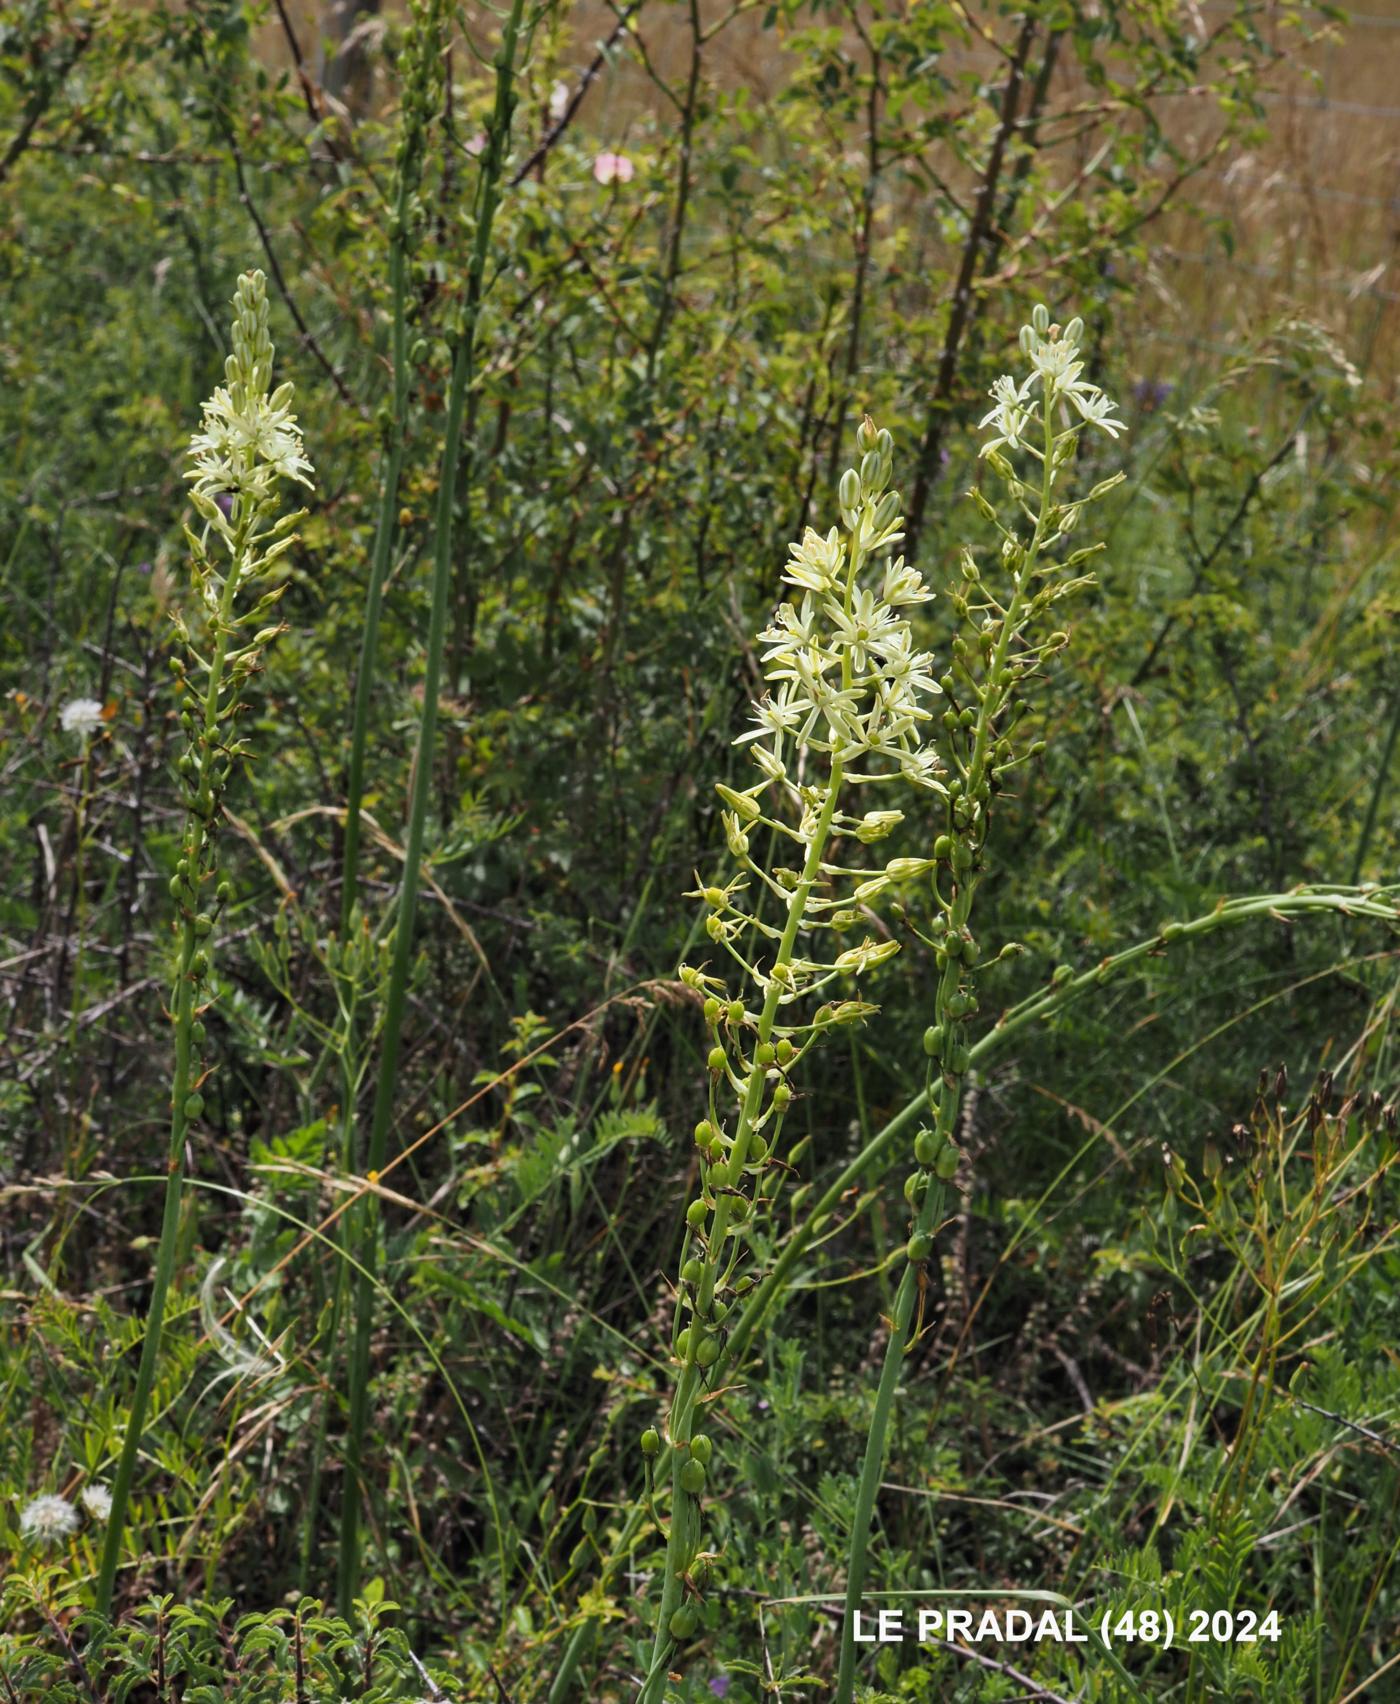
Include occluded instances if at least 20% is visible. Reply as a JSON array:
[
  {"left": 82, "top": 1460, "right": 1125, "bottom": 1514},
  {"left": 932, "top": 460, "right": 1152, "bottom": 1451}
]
[
  {"left": 548, "top": 80, "right": 570, "bottom": 122},
  {"left": 979, "top": 372, "right": 1033, "bottom": 454},
  {"left": 823, "top": 586, "right": 901, "bottom": 674},
  {"left": 59, "top": 698, "right": 104, "bottom": 737},
  {"left": 80, "top": 1483, "right": 114, "bottom": 1522},
  {"left": 880, "top": 556, "right": 933, "bottom": 608},
  {"left": 1068, "top": 387, "right": 1125, "bottom": 437},
  {"left": 19, "top": 1493, "right": 79, "bottom": 1545},
  {"left": 782, "top": 526, "right": 844, "bottom": 594}
]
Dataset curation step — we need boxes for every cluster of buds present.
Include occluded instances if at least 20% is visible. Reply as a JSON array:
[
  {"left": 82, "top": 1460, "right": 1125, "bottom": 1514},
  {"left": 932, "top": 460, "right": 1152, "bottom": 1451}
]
[
  {"left": 393, "top": 0, "right": 447, "bottom": 190},
  {"left": 170, "top": 270, "right": 312, "bottom": 1112},
  {"left": 901, "top": 306, "right": 1123, "bottom": 1229},
  {"left": 641, "top": 424, "right": 941, "bottom": 1678}
]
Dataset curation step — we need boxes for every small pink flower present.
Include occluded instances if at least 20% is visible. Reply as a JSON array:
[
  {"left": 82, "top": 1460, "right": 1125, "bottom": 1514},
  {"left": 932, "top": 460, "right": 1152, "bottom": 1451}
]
[
  {"left": 465, "top": 132, "right": 488, "bottom": 158},
  {"left": 593, "top": 151, "right": 634, "bottom": 185}
]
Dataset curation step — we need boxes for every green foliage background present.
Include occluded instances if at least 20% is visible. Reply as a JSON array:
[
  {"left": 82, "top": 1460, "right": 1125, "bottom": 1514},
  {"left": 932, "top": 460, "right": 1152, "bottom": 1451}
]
[{"left": 1, "top": 0, "right": 1397, "bottom": 1698}]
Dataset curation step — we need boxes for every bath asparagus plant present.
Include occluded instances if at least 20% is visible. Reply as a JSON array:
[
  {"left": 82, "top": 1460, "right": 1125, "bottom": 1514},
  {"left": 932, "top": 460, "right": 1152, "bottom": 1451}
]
[
  {"left": 637, "top": 420, "right": 948, "bottom": 1698},
  {"left": 95, "top": 269, "right": 312, "bottom": 1614},
  {"left": 834, "top": 304, "right": 1125, "bottom": 1701}
]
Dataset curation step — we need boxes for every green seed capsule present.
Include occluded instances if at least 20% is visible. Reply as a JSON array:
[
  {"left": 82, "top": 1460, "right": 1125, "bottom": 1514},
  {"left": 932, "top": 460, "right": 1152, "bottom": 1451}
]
[
  {"left": 641, "top": 1427, "right": 660, "bottom": 1456},
  {"left": 914, "top": 1129, "right": 941, "bottom": 1166},
  {"left": 686, "top": 1199, "right": 708, "bottom": 1230},
  {"left": 194, "top": 913, "right": 213, "bottom": 936},
  {"left": 168, "top": 876, "right": 184, "bottom": 900},
  {"left": 690, "top": 1434, "right": 713, "bottom": 1466},
  {"left": 681, "top": 1258, "right": 704, "bottom": 1285},
  {"left": 709, "top": 1299, "right": 729, "bottom": 1324},
  {"left": 695, "top": 1335, "right": 720, "bottom": 1368},
  {"left": 184, "top": 1093, "right": 204, "bottom": 1119},
  {"left": 907, "top": 1232, "right": 932, "bottom": 1261},
  {"left": 191, "top": 1021, "right": 207, "bottom": 1046},
  {"left": 776, "top": 1038, "right": 795, "bottom": 1065},
  {"left": 934, "top": 834, "right": 953, "bottom": 860},
  {"left": 676, "top": 1328, "right": 692, "bottom": 1360},
  {"left": 935, "top": 1143, "right": 961, "bottom": 1179},
  {"left": 923, "top": 1025, "right": 943, "bottom": 1057},
  {"left": 703, "top": 997, "right": 721, "bottom": 1026},
  {"left": 694, "top": 1119, "right": 714, "bottom": 1146},
  {"left": 669, "top": 1604, "right": 699, "bottom": 1638},
  {"left": 771, "top": 1083, "right": 791, "bottom": 1112},
  {"left": 680, "top": 1459, "right": 707, "bottom": 1494},
  {"left": 190, "top": 950, "right": 209, "bottom": 979},
  {"left": 904, "top": 1171, "right": 927, "bottom": 1204},
  {"left": 216, "top": 881, "right": 232, "bottom": 904},
  {"left": 755, "top": 1042, "right": 775, "bottom": 1067},
  {"left": 707, "top": 1046, "right": 726, "bottom": 1072},
  {"left": 727, "top": 1000, "right": 744, "bottom": 1026}
]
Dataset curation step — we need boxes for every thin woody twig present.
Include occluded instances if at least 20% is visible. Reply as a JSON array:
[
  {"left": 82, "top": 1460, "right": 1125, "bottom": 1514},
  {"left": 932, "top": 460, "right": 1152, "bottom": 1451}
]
[{"left": 510, "top": 2, "right": 643, "bottom": 186}]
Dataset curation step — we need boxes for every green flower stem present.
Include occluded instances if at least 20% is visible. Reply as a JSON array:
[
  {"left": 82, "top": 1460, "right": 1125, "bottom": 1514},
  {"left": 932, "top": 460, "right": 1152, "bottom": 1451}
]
[
  {"left": 834, "top": 395, "right": 1057, "bottom": 1704},
  {"left": 336, "top": 0, "right": 526, "bottom": 1616},
  {"left": 95, "top": 517, "right": 248, "bottom": 1618},
  {"left": 300, "top": 5, "right": 435, "bottom": 1595},
  {"left": 639, "top": 770, "right": 846, "bottom": 1701},
  {"left": 339, "top": 187, "right": 413, "bottom": 936}
]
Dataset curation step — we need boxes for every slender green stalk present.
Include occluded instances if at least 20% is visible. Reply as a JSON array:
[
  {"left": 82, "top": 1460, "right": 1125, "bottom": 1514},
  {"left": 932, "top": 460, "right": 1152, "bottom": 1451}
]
[
  {"left": 640, "top": 773, "right": 845, "bottom": 1700},
  {"left": 96, "top": 271, "right": 312, "bottom": 1614},
  {"left": 336, "top": 0, "right": 528, "bottom": 1614},
  {"left": 340, "top": 0, "right": 444, "bottom": 935},
  {"left": 291, "top": 0, "right": 445, "bottom": 1596}
]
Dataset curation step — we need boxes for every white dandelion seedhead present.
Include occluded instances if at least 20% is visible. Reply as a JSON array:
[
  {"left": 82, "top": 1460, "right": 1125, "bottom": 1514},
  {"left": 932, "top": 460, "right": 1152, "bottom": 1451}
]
[
  {"left": 80, "top": 1483, "right": 114, "bottom": 1522},
  {"left": 59, "top": 697, "right": 104, "bottom": 737},
  {"left": 19, "top": 1493, "right": 79, "bottom": 1545}
]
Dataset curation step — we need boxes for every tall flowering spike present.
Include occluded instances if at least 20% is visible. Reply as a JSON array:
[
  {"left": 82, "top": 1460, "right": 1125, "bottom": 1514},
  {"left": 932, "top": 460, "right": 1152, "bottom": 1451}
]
[
  {"left": 640, "top": 423, "right": 942, "bottom": 1697},
  {"left": 835, "top": 310, "right": 1125, "bottom": 1701},
  {"left": 186, "top": 271, "right": 313, "bottom": 521},
  {"left": 95, "top": 273, "right": 314, "bottom": 1615}
]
